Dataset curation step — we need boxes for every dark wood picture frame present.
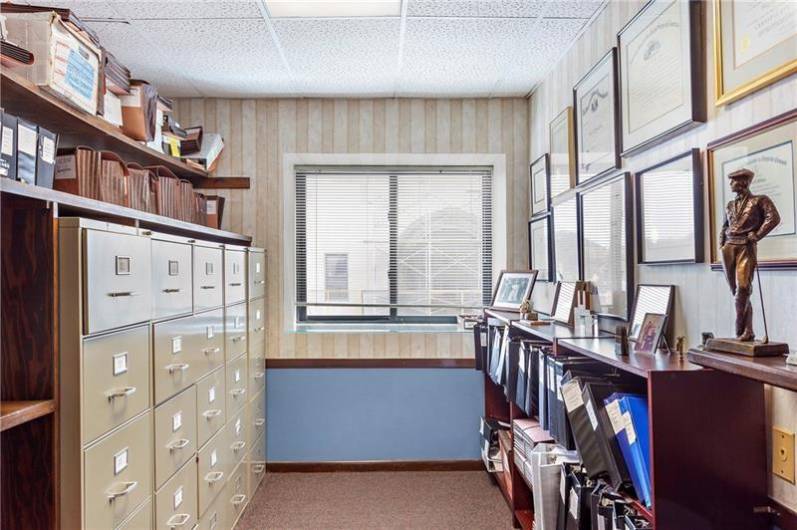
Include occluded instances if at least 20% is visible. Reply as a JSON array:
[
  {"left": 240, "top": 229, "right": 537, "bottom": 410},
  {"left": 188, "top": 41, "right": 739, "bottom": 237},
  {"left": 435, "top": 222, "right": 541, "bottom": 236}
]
[
  {"left": 573, "top": 48, "right": 622, "bottom": 187},
  {"left": 528, "top": 215, "right": 553, "bottom": 282},
  {"left": 617, "top": 0, "right": 706, "bottom": 157},
  {"left": 578, "top": 172, "right": 634, "bottom": 321},
  {"left": 635, "top": 149, "right": 705, "bottom": 265},
  {"left": 530, "top": 153, "right": 551, "bottom": 218}
]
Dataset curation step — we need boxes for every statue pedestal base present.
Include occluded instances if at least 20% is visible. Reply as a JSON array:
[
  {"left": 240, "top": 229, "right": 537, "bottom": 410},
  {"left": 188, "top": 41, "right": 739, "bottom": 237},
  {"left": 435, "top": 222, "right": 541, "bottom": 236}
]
[{"left": 705, "top": 338, "right": 789, "bottom": 357}]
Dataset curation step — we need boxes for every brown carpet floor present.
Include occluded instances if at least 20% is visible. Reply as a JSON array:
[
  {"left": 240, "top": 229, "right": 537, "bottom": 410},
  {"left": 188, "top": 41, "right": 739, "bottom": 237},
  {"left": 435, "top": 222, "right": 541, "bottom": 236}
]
[{"left": 235, "top": 471, "right": 514, "bottom": 529}]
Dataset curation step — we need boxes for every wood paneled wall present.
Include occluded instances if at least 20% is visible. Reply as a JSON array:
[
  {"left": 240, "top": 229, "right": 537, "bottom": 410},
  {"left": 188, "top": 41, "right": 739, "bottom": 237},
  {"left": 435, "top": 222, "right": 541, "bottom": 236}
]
[
  {"left": 175, "top": 97, "right": 529, "bottom": 360},
  {"left": 528, "top": 0, "right": 797, "bottom": 510}
]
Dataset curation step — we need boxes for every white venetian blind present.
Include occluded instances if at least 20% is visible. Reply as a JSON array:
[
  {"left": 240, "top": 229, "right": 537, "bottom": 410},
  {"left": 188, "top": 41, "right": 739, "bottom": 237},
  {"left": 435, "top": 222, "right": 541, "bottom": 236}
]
[{"left": 295, "top": 167, "right": 492, "bottom": 322}]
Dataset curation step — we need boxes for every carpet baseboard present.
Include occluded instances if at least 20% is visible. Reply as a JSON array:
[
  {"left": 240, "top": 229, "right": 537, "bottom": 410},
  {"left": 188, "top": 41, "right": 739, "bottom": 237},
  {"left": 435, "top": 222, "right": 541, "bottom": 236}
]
[{"left": 268, "top": 459, "right": 484, "bottom": 473}]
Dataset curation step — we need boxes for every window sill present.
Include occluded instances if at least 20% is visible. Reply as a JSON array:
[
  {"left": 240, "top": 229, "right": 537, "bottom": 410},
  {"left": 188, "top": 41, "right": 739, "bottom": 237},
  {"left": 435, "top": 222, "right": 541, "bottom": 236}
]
[{"left": 293, "top": 323, "right": 467, "bottom": 334}]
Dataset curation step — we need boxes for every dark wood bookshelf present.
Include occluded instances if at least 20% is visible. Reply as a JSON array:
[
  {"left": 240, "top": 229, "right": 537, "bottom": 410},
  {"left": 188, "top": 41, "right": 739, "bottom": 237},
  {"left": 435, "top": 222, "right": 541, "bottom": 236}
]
[
  {"left": 688, "top": 348, "right": 797, "bottom": 391},
  {"left": 0, "top": 400, "right": 56, "bottom": 432}
]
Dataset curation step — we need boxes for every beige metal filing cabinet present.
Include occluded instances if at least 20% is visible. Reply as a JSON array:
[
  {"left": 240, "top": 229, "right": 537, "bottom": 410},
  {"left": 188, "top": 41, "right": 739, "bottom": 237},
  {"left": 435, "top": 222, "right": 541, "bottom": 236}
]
[{"left": 58, "top": 219, "right": 267, "bottom": 530}]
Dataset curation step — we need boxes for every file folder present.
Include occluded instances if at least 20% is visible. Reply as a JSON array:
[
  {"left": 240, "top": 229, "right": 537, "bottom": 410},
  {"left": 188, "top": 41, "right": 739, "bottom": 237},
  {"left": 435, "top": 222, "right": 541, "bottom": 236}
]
[
  {"left": 35, "top": 126, "right": 58, "bottom": 188},
  {"left": 16, "top": 117, "right": 37, "bottom": 184},
  {"left": 0, "top": 111, "right": 18, "bottom": 179},
  {"left": 607, "top": 394, "right": 652, "bottom": 507}
]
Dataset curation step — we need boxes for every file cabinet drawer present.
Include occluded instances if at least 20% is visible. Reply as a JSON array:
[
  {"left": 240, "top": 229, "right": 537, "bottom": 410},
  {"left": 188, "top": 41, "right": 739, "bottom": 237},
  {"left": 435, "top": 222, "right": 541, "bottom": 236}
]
[
  {"left": 226, "top": 462, "right": 248, "bottom": 528},
  {"left": 117, "top": 496, "right": 153, "bottom": 530},
  {"left": 154, "top": 387, "right": 197, "bottom": 489},
  {"left": 154, "top": 459, "right": 198, "bottom": 530},
  {"left": 248, "top": 250, "right": 265, "bottom": 300},
  {"left": 226, "top": 354, "right": 248, "bottom": 417},
  {"left": 224, "top": 303, "right": 247, "bottom": 361},
  {"left": 194, "top": 308, "right": 225, "bottom": 379},
  {"left": 83, "top": 228, "right": 152, "bottom": 334},
  {"left": 83, "top": 412, "right": 152, "bottom": 530},
  {"left": 226, "top": 408, "right": 247, "bottom": 469},
  {"left": 224, "top": 248, "right": 246, "bottom": 306},
  {"left": 194, "top": 244, "right": 223, "bottom": 312},
  {"left": 197, "top": 482, "right": 227, "bottom": 530},
  {"left": 247, "top": 357, "right": 266, "bottom": 400},
  {"left": 247, "top": 433, "right": 266, "bottom": 496},
  {"left": 196, "top": 367, "right": 226, "bottom": 448},
  {"left": 197, "top": 427, "right": 229, "bottom": 515},
  {"left": 153, "top": 316, "right": 199, "bottom": 404},
  {"left": 82, "top": 325, "right": 151, "bottom": 444},
  {"left": 248, "top": 298, "right": 266, "bottom": 348},
  {"left": 247, "top": 389, "right": 266, "bottom": 448},
  {"left": 152, "top": 238, "right": 193, "bottom": 320}
]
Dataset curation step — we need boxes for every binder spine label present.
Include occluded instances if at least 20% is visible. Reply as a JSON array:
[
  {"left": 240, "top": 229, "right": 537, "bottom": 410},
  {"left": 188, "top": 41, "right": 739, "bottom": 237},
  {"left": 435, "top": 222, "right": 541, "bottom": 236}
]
[
  {"left": 605, "top": 399, "right": 625, "bottom": 435},
  {"left": 55, "top": 155, "right": 76, "bottom": 180},
  {"left": 562, "top": 380, "right": 584, "bottom": 412},
  {"left": 1, "top": 127, "right": 13, "bottom": 155},
  {"left": 622, "top": 411, "right": 637, "bottom": 444},
  {"left": 569, "top": 488, "right": 579, "bottom": 519}
]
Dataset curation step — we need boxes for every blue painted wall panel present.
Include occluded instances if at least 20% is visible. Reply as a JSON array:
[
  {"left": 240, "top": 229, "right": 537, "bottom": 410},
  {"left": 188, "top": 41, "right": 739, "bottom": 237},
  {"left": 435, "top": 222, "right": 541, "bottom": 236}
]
[{"left": 265, "top": 368, "right": 484, "bottom": 462}]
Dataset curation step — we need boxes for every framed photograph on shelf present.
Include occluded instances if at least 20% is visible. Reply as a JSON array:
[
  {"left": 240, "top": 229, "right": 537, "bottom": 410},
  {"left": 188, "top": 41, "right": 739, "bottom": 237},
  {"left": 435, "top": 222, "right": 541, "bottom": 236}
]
[
  {"left": 580, "top": 172, "right": 633, "bottom": 320},
  {"left": 634, "top": 313, "right": 667, "bottom": 354},
  {"left": 574, "top": 48, "right": 621, "bottom": 185},
  {"left": 635, "top": 149, "right": 704, "bottom": 264},
  {"left": 707, "top": 108, "right": 797, "bottom": 268},
  {"left": 549, "top": 107, "right": 575, "bottom": 198},
  {"left": 714, "top": 0, "right": 797, "bottom": 105},
  {"left": 490, "top": 270, "right": 539, "bottom": 311},
  {"left": 552, "top": 191, "right": 580, "bottom": 282},
  {"left": 528, "top": 215, "right": 552, "bottom": 281},
  {"left": 629, "top": 284, "right": 675, "bottom": 341},
  {"left": 617, "top": 0, "right": 705, "bottom": 156},
  {"left": 530, "top": 154, "right": 550, "bottom": 217}
]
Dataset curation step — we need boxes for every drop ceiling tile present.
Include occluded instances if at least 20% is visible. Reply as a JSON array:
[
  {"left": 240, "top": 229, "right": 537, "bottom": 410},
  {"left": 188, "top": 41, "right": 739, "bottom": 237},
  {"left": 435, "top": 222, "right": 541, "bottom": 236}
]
[
  {"left": 105, "top": 0, "right": 262, "bottom": 20},
  {"left": 406, "top": 1, "right": 480, "bottom": 18},
  {"left": 26, "top": 0, "right": 119, "bottom": 19},
  {"left": 274, "top": 18, "right": 401, "bottom": 95},
  {"left": 541, "top": 0, "right": 604, "bottom": 19}
]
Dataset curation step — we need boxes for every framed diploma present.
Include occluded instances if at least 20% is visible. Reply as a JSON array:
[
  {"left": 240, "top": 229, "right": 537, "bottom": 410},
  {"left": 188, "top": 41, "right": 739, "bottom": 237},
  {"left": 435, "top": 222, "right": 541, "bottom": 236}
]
[
  {"left": 580, "top": 172, "right": 634, "bottom": 320},
  {"left": 618, "top": 0, "right": 706, "bottom": 156},
  {"left": 573, "top": 49, "right": 621, "bottom": 185},
  {"left": 552, "top": 191, "right": 580, "bottom": 282},
  {"left": 714, "top": 0, "right": 797, "bottom": 105},
  {"left": 530, "top": 154, "right": 550, "bottom": 217},
  {"left": 635, "top": 149, "right": 705, "bottom": 264},
  {"left": 708, "top": 108, "right": 797, "bottom": 268},
  {"left": 549, "top": 107, "right": 575, "bottom": 198},
  {"left": 528, "top": 215, "right": 552, "bottom": 282}
]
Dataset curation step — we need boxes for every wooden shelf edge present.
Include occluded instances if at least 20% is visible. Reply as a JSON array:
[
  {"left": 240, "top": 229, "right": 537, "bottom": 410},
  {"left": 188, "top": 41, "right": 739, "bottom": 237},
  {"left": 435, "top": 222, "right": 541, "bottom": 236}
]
[
  {"left": 195, "top": 177, "right": 251, "bottom": 190},
  {"left": 0, "top": 400, "right": 55, "bottom": 432},
  {"left": 688, "top": 348, "right": 797, "bottom": 392}
]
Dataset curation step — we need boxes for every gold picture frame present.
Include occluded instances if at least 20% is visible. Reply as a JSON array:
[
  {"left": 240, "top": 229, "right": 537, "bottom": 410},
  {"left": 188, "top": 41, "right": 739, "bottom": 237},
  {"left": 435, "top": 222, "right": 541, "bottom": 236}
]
[
  {"left": 548, "top": 107, "right": 576, "bottom": 199},
  {"left": 713, "top": 0, "right": 797, "bottom": 106}
]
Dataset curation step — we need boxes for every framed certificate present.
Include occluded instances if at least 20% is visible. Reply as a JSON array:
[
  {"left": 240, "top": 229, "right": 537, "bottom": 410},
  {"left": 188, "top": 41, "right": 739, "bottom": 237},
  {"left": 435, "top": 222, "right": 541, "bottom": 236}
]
[
  {"left": 530, "top": 154, "right": 550, "bottom": 217},
  {"left": 549, "top": 107, "right": 575, "bottom": 198},
  {"left": 635, "top": 149, "right": 705, "bottom": 264},
  {"left": 714, "top": 0, "right": 797, "bottom": 105},
  {"left": 580, "top": 172, "right": 633, "bottom": 320},
  {"left": 574, "top": 49, "right": 621, "bottom": 185},
  {"left": 708, "top": 108, "right": 797, "bottom": 268},
  {"left": 552, "top": 191, "right": 580, "bottom": 282},
  {"left": 618, "top": 0, "right": 706, "bottom": 156},
  {"left": 528, "top": 215, "right": 552, "bottom": 281}
]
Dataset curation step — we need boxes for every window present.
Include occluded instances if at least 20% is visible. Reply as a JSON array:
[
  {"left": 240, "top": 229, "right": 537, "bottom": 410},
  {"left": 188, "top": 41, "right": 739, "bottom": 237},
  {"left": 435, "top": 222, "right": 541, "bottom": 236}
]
[{"left": 296, "top": 167, "right": 492, "bottom": 324}]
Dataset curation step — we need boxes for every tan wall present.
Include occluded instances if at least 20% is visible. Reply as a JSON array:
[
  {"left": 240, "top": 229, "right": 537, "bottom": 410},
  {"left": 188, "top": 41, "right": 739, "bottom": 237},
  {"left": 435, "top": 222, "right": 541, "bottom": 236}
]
[
  {"left": 175, "top": 97, "right": 530, "bottom": 360},
  {"left": 528, "top": 0, "right": 797, "bottom": 510}
]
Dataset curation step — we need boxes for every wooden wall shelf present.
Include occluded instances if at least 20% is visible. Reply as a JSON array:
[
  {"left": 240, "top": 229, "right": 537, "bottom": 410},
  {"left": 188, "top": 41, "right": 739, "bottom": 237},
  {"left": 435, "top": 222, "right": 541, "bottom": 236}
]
[
  {"left": 688, "top": 348, "right": 797, "bottom": 391},
  {"left": 0, "top": 400, "right": 55, "bottom": 432}
]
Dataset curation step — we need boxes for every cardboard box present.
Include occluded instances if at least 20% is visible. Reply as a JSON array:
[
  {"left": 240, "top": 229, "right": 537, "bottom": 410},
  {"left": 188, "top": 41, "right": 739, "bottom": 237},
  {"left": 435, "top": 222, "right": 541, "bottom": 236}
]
[{"left": 120, "top": 81, "right": 158, "bottom": 142}]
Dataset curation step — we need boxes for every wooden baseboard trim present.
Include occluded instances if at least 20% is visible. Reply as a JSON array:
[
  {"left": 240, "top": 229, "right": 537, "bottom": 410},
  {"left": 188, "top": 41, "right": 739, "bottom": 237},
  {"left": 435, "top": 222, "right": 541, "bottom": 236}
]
[
  {"left": 772, "top": 497, "right": 797, "bottom": 530},
  {"left": 268, "top": 459, "right": 484, "bottom": 473},
  {"left": 267, "top": 358, "right": 475, "bottom": 369}
]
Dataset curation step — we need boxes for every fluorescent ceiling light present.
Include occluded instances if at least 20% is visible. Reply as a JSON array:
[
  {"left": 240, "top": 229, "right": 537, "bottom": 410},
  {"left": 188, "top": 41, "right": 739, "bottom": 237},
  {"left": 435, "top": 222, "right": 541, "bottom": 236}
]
[{"left": 265, "top": 0, "right": 401, "bottom": 18}]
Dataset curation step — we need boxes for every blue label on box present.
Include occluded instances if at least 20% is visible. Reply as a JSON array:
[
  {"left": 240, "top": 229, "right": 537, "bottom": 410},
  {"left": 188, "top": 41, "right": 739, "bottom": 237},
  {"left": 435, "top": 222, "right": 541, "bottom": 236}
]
[{"left": 65, "top": 48, "right": 94, "bottom": 100}]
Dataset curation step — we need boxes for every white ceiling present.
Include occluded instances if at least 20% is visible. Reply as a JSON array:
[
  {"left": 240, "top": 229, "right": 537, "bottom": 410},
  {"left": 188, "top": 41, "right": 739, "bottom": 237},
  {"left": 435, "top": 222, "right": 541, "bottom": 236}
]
[{"left": 25, "top": 0, "right": 604, "bottom": 98}]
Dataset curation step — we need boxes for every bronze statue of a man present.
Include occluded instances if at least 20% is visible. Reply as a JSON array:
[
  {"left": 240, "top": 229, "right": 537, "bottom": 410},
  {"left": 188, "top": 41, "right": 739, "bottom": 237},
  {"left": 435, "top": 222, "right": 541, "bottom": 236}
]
[{"left": 719, "top": 168, "right": 780, "bottom": 341}]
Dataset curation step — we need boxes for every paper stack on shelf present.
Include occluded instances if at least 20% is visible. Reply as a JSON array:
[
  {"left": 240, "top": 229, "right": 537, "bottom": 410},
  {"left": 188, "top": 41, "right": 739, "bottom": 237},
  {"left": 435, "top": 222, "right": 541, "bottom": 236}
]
[
  {"left": 104, "top": 50, "right": 131, "bottom": 95},
  {"left": 182, "top": 133, "right": 223, "bottom": 172}
]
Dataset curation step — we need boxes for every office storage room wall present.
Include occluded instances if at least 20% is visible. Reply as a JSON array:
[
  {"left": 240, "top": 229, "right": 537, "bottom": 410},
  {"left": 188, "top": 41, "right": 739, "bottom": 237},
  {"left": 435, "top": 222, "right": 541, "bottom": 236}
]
[
  {"left": 528, "top": 0, "right": 797, "bottom": 510},
  {"left": 174, "top": 97, "right": 530, "bottom": 461}
]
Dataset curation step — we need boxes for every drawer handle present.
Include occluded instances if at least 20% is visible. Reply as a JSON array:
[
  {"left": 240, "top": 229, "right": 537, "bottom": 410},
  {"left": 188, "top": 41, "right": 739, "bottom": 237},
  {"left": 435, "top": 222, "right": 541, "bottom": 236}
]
[
  {"left": 254, "top": 371, "right": 266, "bottom": 379},
  {"left": 106, "top": 481, "right": 138, "bottom": 501},
  {"left": 232, "top": 335, "right": 246, "bottom": 343},
  {"left": 166, "top": 363, "right": 190, "bottom": 373},
  {"left": 105, "top": 386, "right": 137, "bottom": 400},
  {"left": 203, "top": 408, "right": 222, "bottom": 419},
  {"left": 166, "top": 513, "right": 191, "bottom": 528},
  {"left": 229, "top": 282, "right": 243, "bottom": 287},
  {"left": 230, "top": 494, "right": 247, "bottom": 506},
  {"left": 231, "top": 388, "right": 247, "bottom": 397},
  {"left": 253, "top": 464, "right": 265, "bottom": 474},
  {"left": 166, "top": 438, "right": 190, "bottom": 451},
  {"left": 162, "top": 288, "right": 182, "bottom": 293},
  {"left": 204, "top": 470, "right": 225, "bottom": 483},
  {"left": 203, "top": 347, "right": 221, "bottom": 355},
  {"left": 254, "top": 280, "right": 265, "bottom": 285},
  {"left": 107, "top": 291, "right": 140, "bottom": 298},
  {"left": 200, "top": 285, "right": 216, "bottom": 290},
  {"left": 231, "top": 440, "right": 246, "bottom": 452},
  {"left": 254, "top": 326, "right": 265, "bottom": 332},
  {"left": 254, "top": 418, "right": 265, "bottom": 427}
]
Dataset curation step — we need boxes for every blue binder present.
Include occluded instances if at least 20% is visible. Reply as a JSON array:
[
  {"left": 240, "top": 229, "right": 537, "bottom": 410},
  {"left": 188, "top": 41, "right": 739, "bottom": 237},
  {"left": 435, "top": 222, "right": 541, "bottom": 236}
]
[{"left": 605, "top": 393, "right": 652, "bottom": 507}]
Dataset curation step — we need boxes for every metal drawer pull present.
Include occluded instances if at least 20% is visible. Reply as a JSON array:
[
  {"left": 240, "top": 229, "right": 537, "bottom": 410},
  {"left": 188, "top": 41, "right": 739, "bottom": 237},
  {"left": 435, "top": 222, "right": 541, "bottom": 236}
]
[
  {"left": 166, "top": 513, "right": 191, "bottom": 528},
  {"left": 230, "top": 494, "right": 247, "bottom": 506},
  {"left": 254, "top": 418, "right": 266, "bottom": 427},
  {"left": 204, "top": 471, "right": 225, "bottom": 483},
  {"left": 253, "top": 464, "right": 265, "bottom": 474},
  {"left": 232, "top": 335, "right": 246, "bottom": 343},
  {"left": 107, "top": 291, "right": 140, "bottom": 298},
  {"left": 231, "top": 388, "right": 247, "bottom": 397},
  {"left": 231, "top": 440, "right": 246, "bottom": 451},
  {"left": 106, "top": 481, "right": 138, "bottom": 500},
  {"left": 254, "top": 326, "right": 265, "bottom": 332},
  {"left": 200, "top": 285, "right": 216, "bottom": 290},
  {"left": 166, "top": 438, "right": 190, "bottom": 451},
  {"left": 203, "top": 409, "right": 222, "bottom": 419},
  {"left": 254, "top": 371, "right": 266, "bottom": 379},
  {"left": 166, "top": 363, "right": 190, "bottom": 373},
  {"left": 229, "top": 282, "right": 242, "bottom": 287},
  {"left": 162, "top": 288, "right": 182, "bottom": 293},
  {"left": 105, "top": 386, "right": 137, "bottom": 400},
  {"left": 203, "top": 347, "right": 221, "bottom": 355}
]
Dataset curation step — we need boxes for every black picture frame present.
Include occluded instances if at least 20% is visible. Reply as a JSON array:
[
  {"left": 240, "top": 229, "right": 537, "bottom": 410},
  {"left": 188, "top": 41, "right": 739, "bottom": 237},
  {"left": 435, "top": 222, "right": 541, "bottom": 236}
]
[
  {"left": 573, "top": 48, "right": 622, "bottom": 186},
  {"left": 489, "top": 269, "right": 539, "bottom": 312},
  {"left": 579, "top": 172, "right": 634, "bottom": 321},
  {"left": 530, "top": 153, "right": 551, "bottom": 218},
  {"left": 617, "top": 0, "right": 706, "bottom": 156},
  {"left": 635, "top": 149, "right": 704, "bottom": 265},
  {"left": 528, "top": 215, "right": 553, "bottom": 282},
  {"left": 628, "top": 283, "right": 675, "bottom": 342}
]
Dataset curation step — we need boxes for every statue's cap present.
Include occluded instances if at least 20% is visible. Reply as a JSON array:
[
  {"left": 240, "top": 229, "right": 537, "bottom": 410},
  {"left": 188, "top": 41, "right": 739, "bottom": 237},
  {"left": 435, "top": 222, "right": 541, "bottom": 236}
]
[{"left": 728, "top": 168, "right": 754, "bottom": 181}]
